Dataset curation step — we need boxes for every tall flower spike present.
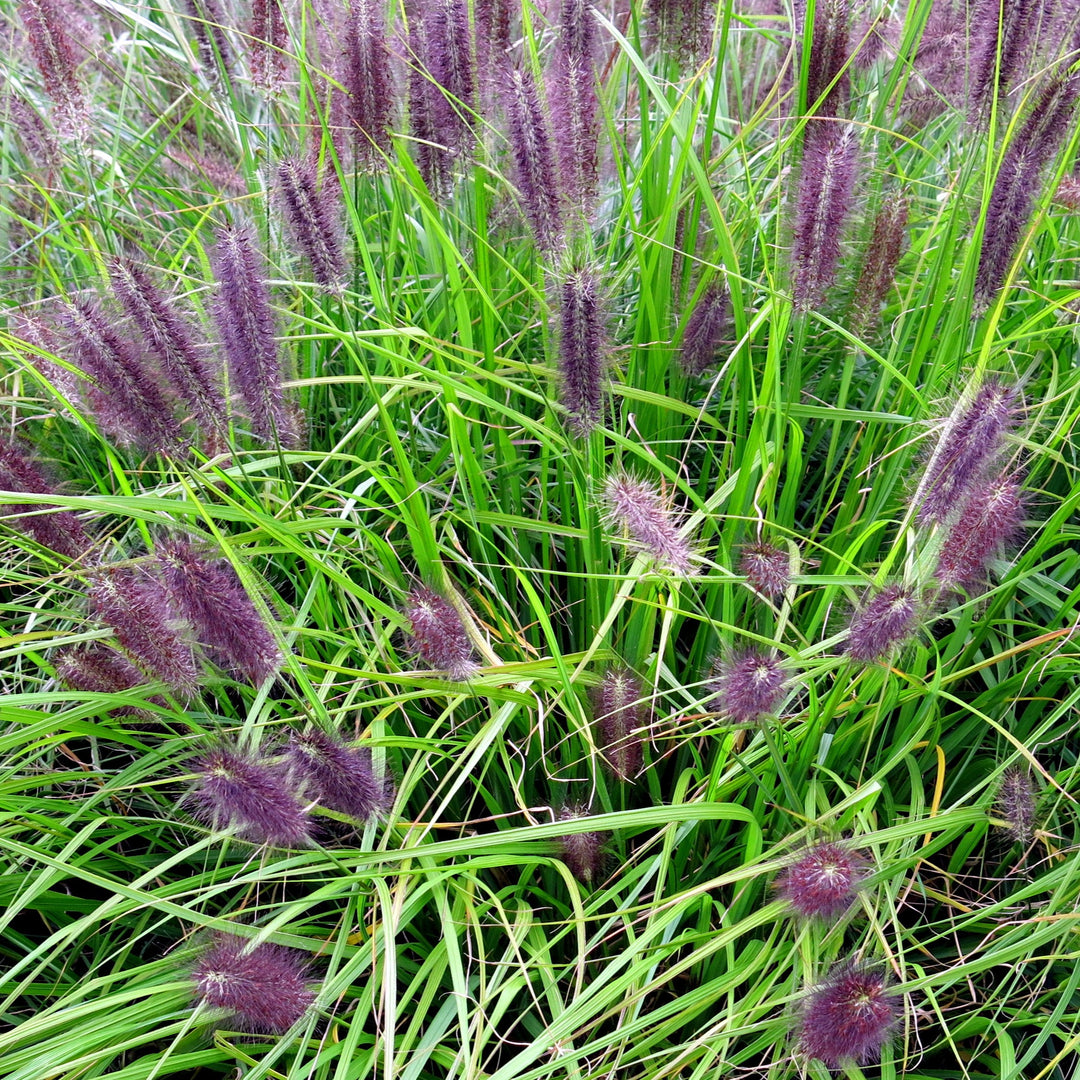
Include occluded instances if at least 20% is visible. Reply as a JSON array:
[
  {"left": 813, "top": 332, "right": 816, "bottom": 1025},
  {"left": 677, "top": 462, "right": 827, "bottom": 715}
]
[
  {"left": 738, "top": 540, "right": 790, "bottom": 600},
  {"left": 108, "top": 258, "right": 228, "bottom": 440},
  {"left": 995, "top": 765, "right": 1038, "bottom": 847},
  {"left": 916, "top": 379, "right": 1020, "bottom": 525},
  {"left": 285, "top": 728, "right": 390, "bottom": 819},
  {"left": 276, "top": 155, "right": 346, "bottom": 290},
  {"left": 6, "top": 92, "right": 60, "bottom": 172},
  {"left": 594, "top": 668, "right": 646, "bottom": 780},
  {"left": 558, "top": 265, "right": 607, "bottom": 434},
  {"left": 798, "top": 963, "right": 900, "bottom": 1069},
  {"left": 844, "top": 584, "right": 918, "bottom": 662},
  {"left": 504, "top": 66, "right": 563, "bottom": 254},
  {"left": 791, "top": 123, "right": 859, "bottom": 311},
  {"left": 647, "top": 0, "right": 715, "bottom": 63},
  {"left": 709, "top": 648, "right": 786, "bottom": 724},
  {"left": 187, "top": 745, "right": 313, "bottom": 847},
  {"left": 428, "top": 0, "right": 477, "bottom": 155},
  {"left": 53, "top": 643, "right": 150, "bottom": 714},
  {"left": 851, "top": 191, "right": 908, "bottom": 334},
  {"left": 774, "top": 841, "right": 869, "bottom": 920},
  {"left": 403, "top": 585, "right": 479, "bottom": 681},
  {"left": 602, "top": 472, "right": 693, "bottom": 573},
  {"left": 192, "top": 933, "right": 315, "bottom": 1033},
  {"left": 212, "top": 224, "right": 299, "bottom": 445},
  {"left": 18, "top": 0, "right": 88, "bottom": 137},
  {"left": 968, "top": 0, "right": 1041, "bottom": 120},
  {"left": 557, "top": 804, "right": 607, "bottom": 885},
  {"left": 156, "top": 538, "right": 283, "bottom": 685},
  {"left": 407, "top": 12, "right": 452, "bottom": 194},
  {"left": 185, "top": 0, "right": 236, "bottom": 83},
  {"left": 678, "top": 280, "right": 730, "bottom": 376},
  {"left": 342, "top": 0, "right": 394, "bottom": 166},
  {"left": 249, "top": 0, "right": 287, "bottom": 93},
  {"left": 0, "top": 439, "right": 90, "bottom": 558},
  {"left": 799, "top": 0, "right": 851, "bottom": 117}
]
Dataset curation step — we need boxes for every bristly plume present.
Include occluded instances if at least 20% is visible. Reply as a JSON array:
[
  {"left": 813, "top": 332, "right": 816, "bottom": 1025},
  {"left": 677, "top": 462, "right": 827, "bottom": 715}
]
[
  {"left": 851, "top": 191, "right": 908, "bottom": 334},
  {"left": 602, "top": 472, "right": 694, "bottom": 573},
  {"left": 211, "top": 224, "right": 299, "bottom": 446},
  {"left": 184, "top": 0, "right": 236, "bottom": 84},
  {"left": 276, "top": 155, "right": 346, "bottom": 291},
  {"left": 18, "top": 0, "right": 88, "bottom": 137},
  {"left": 647, "top": 0, "right": 715, "bottom": 64},
  {"left": 774, "top": 841, "right": 869, "bottom": 920},
  {"left": 935, "top": 471, "right": 1025, "bottom": 591},
  {"left": 678, "top": 280, "right": 730, "bottom": 375},
  {"left": 108, "top": 257, "right": 228, "bottom": 441},
  {"left": 503, "top": 66, "right": 563, "bottom": 253},
  {"left": 285, "top": 728, "right": 391, "bottom": 819},
  {"left": 844, "top": 584, "right": 918, "bottom": 662},
  {"left": 403, "top": 585, "right": 479, "bottom": 681},
  {"left": 5, "top": 92, "right": 60, "bottom": 172},
  {"left": 709, "top": 648, "right": 787, "bottom": 724},
  {"left": 915, "top": 379, "right": 1020, "bottom": 526},
  {"left": 557, "top": 264, "right": 607, "bottom": 434},
  {"left": 738, "top": 540, "right": 790, "bottom": 599},
  {"left": 594, "top": 667, "right": 646, "bottom": 780},
  {"left": 427, "top": 0, "right": 477, "bottom": 156},
  {"left": 61, "top": 299, "right": 184, "bottom": 454},
  {"left": 53, "top": 643, "right": 150, "bottom": 715},
  {"left": 968, "top": 0, "right": 1041, "bottom": 120},
  {"left": 974, "top": 73, "right": 1080, "bottom": 313},
  {"left": 406, "top": 12, "right": 452, "bottom": 194},
  {"left": 0, "top": 439, "right": 90, "bottom": 558},
  {"left": 187, "top": 744, "right": 313, "bottom": 847},
  {"left": 557, "top": 804, "right": 607, "bottom": 885},
  {"left": 995, "top": 765, "right": 1038, "bottom": 847},
  {"left": 798, "top": 0, "right": 852, "bottom": 117},
  {"left": 791, "top": 123, "right": 859, "bottom": 311},
  {"left": 342, "top": 0, "right": 394, "bottom": 166},
  {"left": 249, "top": 0, "right": 287, "bottom": 93},
  {"left": 90, "top": 565, "right": 201, "bottom": 697},
  {"left": 156, "top": 538, "right": 283, "bottom": 685},
  {"left": 192, "top": 933, "right": 315, "bottom": 1032},
  {"left": 798, "top": 962, "right": 900, "bottom": 1069}
]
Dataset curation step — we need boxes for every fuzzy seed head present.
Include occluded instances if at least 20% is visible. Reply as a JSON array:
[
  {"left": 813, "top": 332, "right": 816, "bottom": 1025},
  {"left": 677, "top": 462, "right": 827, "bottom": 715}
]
[
  {"left": 799, "top": 963, "right": 900, "bottom": 1069},
  {"left": 188, "top": 745, "right": 313, "bottom": 847},
  {"left": 6, "top": 92, "right": 60, "bottom": 171},
  {"left": 595, "top": 668, "right": 645, "bottom": 780},
  {"left": 342, "top": 0, "right": 394, "bottom": 165},
  {"left": 557, "top": 804, "right": 607, "bottom": 885},
  {"left": 968, "top": 0, "right": 1041, "bottom": 119},
  {"left": 801, "top": 0, "right": 852, "bottom": 117},
  {"left": 678, "top": 282, "right": 730, "bottom": 376},
  {"left": 738, "top": 540, "right": 790, "bottom": 599},
  {"left": 249, "top": 0, "right": 287, "bottom": 93},
  {"left": 276, "top": 155, "right": 346, "bottom": 291},
  {"left": 775, "top": 842, "right": 868, "bottom": 920},
  {"left": 0, "top": 439, "right": 90, "bottom": 558},
  {"left": 192, "top": 933, "right": 314, "bottom": 1032},
  {"left": 19, "top": 0, "right": 88, "bottom": 137},
  {"left": 53, "top": 643, "right": 149, "bottom": 715},
  {"left": 558, "top": 266, "right": 607, "bottom": 434},
  {"left": 185, "top": 0, "right": 236, "bottom": 84},
  {"left": 403, "top": 586, "right": 479, "bottom": 681},
  {"left": 710, "top": 648, "right": 787, "bottom": 724},
  {"left": 285, "top": 728, "right": 389, "bottom": 819},
  {"left": 935, "top": 472, "right": 1025, "bottom": 590},
  {"left": 602, "top": 472, "right": 693, "bottom": 573},
  {"left": 549, "top": 39, "right": 599, "bottom": 219},
  {"left": 648, "top": 0, "right": 714, "bottom": 63},
  {"left": 852, "top": 191, "right": 908, "bottom": 333},
  {"left": 995, "top": 765, "right": 1037, "bottom": 847},
  {"left": 844, "top": 584, "right": 918, "bottom": 663}
]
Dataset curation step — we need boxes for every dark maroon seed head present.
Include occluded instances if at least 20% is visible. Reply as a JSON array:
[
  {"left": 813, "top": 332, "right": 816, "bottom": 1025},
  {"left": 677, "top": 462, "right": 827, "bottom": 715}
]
[
  {"left": 285, "top": 728, "right": 389, "bottom": 819},
  {"left": 935, "top": 472, "right": 1025, "bottom": 591},
  {"left": 602, "top": 472, "right": 693, "bottom": 573},
  {"left": 0, "top": 439, "right": 90, "bottom": 558},
  {"left": 843, "top": 584, "right": 918, "bottom": 663},
  {"left": 594, "top": 668, "right": 646, "bottom": 780},
  {"left": 774, "top": 841, "right": 869, "bottom": 920},
  {"left": 557, "top": 804, "right": 607, "bottom": 885},
  {"left": 995, "top": 765, "right": 1037, "bottom": 847},
  {"left": 710, "top": 648, "right": 787, "bottom": 724},
  {"left": 558, "top": 265, "right": 607, "bottom": 434},
  {"left": 738, "top": 540, "right": 790, "bottom": 599},
  {"left": 678, "top": 281, "right": 730, "bottom": 376},
  {"left": 403, "top": 585, "right": 478, "bottom": 681}
]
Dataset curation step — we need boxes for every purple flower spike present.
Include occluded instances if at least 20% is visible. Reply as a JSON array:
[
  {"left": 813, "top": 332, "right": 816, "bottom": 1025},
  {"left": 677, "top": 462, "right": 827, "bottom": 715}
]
[
  {"left": 799, "top": 963, "right": 900, "bottom": 1069},
  {"left": 710, "top": 648, "right": 786, "bottom": 724},
  {"left": 403, "top": 585, "right": 479, "bottom": 681},
  {"left": 156, "top": 539, "right": 283, "bottom": 685},
  {"left": 678, "top": 281, "right": 730, "bottom": 376},
  {"left": 738, "top": 540, "right": 790, "bottom": 599},
  {"left": 558, "top": 265, "right": 607, "bottom": 434},
  {"left": 276, "top": 155, "right": 346, "bottom": 291},
  {"left": 557, "top": 804, "right": 607, "bottom": 885},
  {"left": 184, "top": 0, "right": 236, "bottom": 83},
  {"left": 19, "top": 0, "right": 88, "bottom": 137},
  {"left": 648, "top": 0, "right": 714, "bottom": 64},
  {"left": 996, "top": 765, "right": 1037, "bottom": 847},
  {"left": 935, "top": 472, "right": 1025, "bottom": 591},
  {"left": 844, "top": 584, "right": 918, "bottom": 663},
  {"left": 249, "top": 0, "right": 287, "bottom": 93},
  {"left": 799, "top": 0, "right": 852, "bottom": 117},
  {"left": 852, "top": 191, "right": 908, "bottom": 332},
  {"left": 342, "top": 0, "right": 393, "bottom": 165},
  {"left": 775, "top": 841, "right": 869, "bottom": 920},
  {"left": 285, "top": 728, "right": 389, "bottom": 819},
  {"left": 54, "top": 642, "right": 150, "bottom": 716},
  {"left": 188, "top": 745, "right": 313, "bottom": 847},
  {"left": 595, "top": 668, "right": 646, "bottom": 780},
  {"left": 0, "top": 439, "right": 90, "bottom": 558},
  {"left": 602, "top": 472, "right": 693, "bottom": 573},
  {"left": 192, "top": 933, "right": 315, "bottom": 1032},
  {"left": 968, "top": 0, "right": 1040, "bottom": 120}
]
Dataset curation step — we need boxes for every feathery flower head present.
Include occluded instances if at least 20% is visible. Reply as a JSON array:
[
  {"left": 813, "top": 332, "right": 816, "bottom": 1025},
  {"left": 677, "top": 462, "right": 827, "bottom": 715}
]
[
  {"left": 738, "top": 540, "right": 790, "bottom": 599},
  {"left": 594, "top": 667, "right": 646, "bottom": 780},
  {"left": 800, "top": 0, "right": 852, "bottom": 117},
  {"left": 557, "top": 804, "right": 607, "bottom": 885},
  {"left": 342, "top": 0, "right": 394, "bottom": 165},
  {"left": 403, "top": 585, "right": 479, "bottom": 681},
  {"left": 19, "top": 0, "right": 88, "bottom": 137},
  {"left": 678, "top": 281, "right": 730, "bottom": 376},
  {"left": 53, "top": 643, "right": 150, "bottom": 715},
  {"left": 6, "top": 92, "right": 60, "bottom": 172},
  {"left": 774, "top": 841, "right": 869, "bottom": 920},
  {"left": 276, "top": 155, "right": 346, "bottom": 291},
  {"left": 995, "top": 765, "right": 1038, "bottom": 847},
  {"left": 557, "top": 264, "right": 607, "bottom": 434},
  {"left": 851, "top": 191, "right": 908, "bottom": 333},
  {"left": 709, "top": 647, "right": 787, "bottom": 724},
  {"left": 0, "top": 439, "right": 89, "bottom": 558},
  {"left": 187, "top": 744, "right": 313, "bottom": 847},
  {"left": 427, "top": 0, "right": 477, "bottom": 155},
  {"left": 968, "top": 0, "right": 1041, "bottom": 120},
  {"left": 285, "top": 728, "right": 389, "bottom": 819},
  {"left": 647, "top": 0, "right": 715, "bottom": 64},
  {"left": 844, "top": 584, "right": 918, "bottom": 663},
  {"left": 798, "top": 962, "right": 900, "bottom": 1069},
  {"left": 549, "top": 7, "right": 599, "bottom": 220},
  {"left": 192, "top": 932, "right": 315, "bottom": 1032},
  {"left": 935, "top": 471, "right": 1025, "bottom": 590},
  {"left": 185, "top": 0, "right": 236, "bottom": 84},
  {"left": 249, "top": 0, "right": 287, "bottom": 93},
  {"left": 602, "top": 472, "right": 693, "bottom": 574}
]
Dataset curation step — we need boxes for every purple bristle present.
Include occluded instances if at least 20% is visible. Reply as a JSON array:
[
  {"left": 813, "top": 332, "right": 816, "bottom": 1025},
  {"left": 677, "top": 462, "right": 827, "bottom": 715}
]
[
  {"left": 738, "top": 540, "right": 790, "bottom": 600},
  {"left": 602, "top": 472, "right": 693, "bottom": 573},
  {"left": 403, "top": 585, "right": 479, "bottom": 681},
  {"left": 935, "top": 472, "right": 1025, "bottom": 590},
  {"left": 0, "top": 439, "right": 90, "bottom": 558},
  {"left": 558, "top": 265, "right": 607, "bottom": 434},
  {"left": 844, "top": 584, "right": 918, "bottom": 663},
  {"left": 594, "top": 668, "right": 645, "bottom": 780},
  {"left": 285, "top": 728, "right": 389, "bottom": 819},
  {"left": 774, "top": 841, "right": 869, "bottom": 920},
  {"left": 276, "top": 155, "right": 346, "bottom": 290},
  {"left": 709, "top": 648, "right": 787, "bottom": 724}
]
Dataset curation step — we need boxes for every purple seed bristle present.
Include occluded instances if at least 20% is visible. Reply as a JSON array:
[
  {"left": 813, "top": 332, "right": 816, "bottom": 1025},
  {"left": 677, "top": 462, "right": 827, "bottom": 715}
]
[
  {"left": 188, "top": 745, "right": 313, "bottom": 847},
  {"left": 342, "top": 0, "right": 394, "bottom": 165},
  {"left": 108, "top": 257, "right": 227, "bottom": 440},
  {"left": 798, "top": 962, "right": 900, "bottom": 1069},
  {"left": 594, "top": 667, "right": 646, "bottom": 780},
  {"left": 774, "top": 841, "right": 869, "bottom": 920},
  {"left": 799, "top": 0, "right": 852, "bottom": 117},
  {"left": 249, "top": 0, "right": 287, "bottom": 93},
  {"left": 192, "top": 932, "right": 315, "bottom": 1032},
  {"left": 678, "top": 280, "right": 730, "bottom": 375},
  {"left": 557, "top": 804, "right": 607, "bottom": 885},
  {"left": 90, "top": 565, "right": 201, "bottom": 698},
  {"left": 738, "top": 540, "right": 790, "bottom": 599},
  {"left": 184, "top": 0, "right": 236, "bottom": 83},
  {"left": 407, "top": 12, "right": 452, "bottom": 194},
  {"left": 916, "top": 379, "right": 1020, "bottom": 526},
  {"left": 403, "top": 585, "right": 479, "bottom": 681},
  {"left": 851, "top": 191, "right": 908, "bottom": 332},
  {"left": 156, "top": 538, "right": 283, "bottom": 685},
  {"left": 62, "top": 299, "right": 184, "bottom": 454},
  {"left": 602, "top": 472, "right": 693, "bottom": 573},
  {"left": 14, "top": 311, "right": 81, "bottom": 401},
  {"left": 935, "top": 471, "right": 1025, "bottom": 591},
  {"left": 285, "top": 728, "right": 390, "bottom": 819},
  {"left": 211, "top": 224, "right": 299, "bottom": 446},
  {"left": 18, "top": 0, "right": 88, "bottom": 137},
  {"left": 558, "top": 264, "right": 607, "bottom": 434},
  {"left": 1055, "top": 173, "right": 1080, "bottom": 209},
  {"left": 276, "top": 155, "right": 346, "bottom": 291},
  {"left": 995, "top": 765, "right": 1038, "bottom": 847},
  {"left": 0, "top": 439, "right": 90, "bottom": 558},
  {"left": 709, "top": 648, "right": 787, "bottom": 724},
  {"left": 844, "top": 584, "right": 918, "bottom": 663},
  {"left": 6, "top": 92, "right": 60, "bottom": 172},
  {"left": 503, "top": 66, "right": 563, "bottom": 253},
  {"left": 791, "top": 122, "right": 859, "bottom": 312},
  {"left": 53, "top": 642, "right": 150, "bottom": 715},
  {"left": 647, "top": 0, "right": 715, "bottom": 64},
  {"left": 427, "top": 0, "right": 477, "bottom": 156},
  {"left": 974, "top": 73, "right": 1080, "bottom": 313},
  {"left": 968, "top": 0, "right": 1041, "bottom": 120}
]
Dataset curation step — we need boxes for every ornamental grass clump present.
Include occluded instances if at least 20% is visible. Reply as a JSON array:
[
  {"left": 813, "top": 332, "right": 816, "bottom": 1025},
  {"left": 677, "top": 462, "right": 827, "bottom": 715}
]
[
  {"left": 602, "top": 472, "right": 693, "bottom": 573},
  {"left": 403, "top": 585, "right": 479, "bottom": 681},
  {"left": 285, "top": 728, "right": 389, "bottom": 819},
  {"left": 192, "top": 932, "right": 315, "bottom": 1033},
  {"left": 774, "top": 841, "right": 869, "bottom": 920},
  {"left": 709, "top": 648, "right": 786, "bottom": 724},
  {"left": 844, "top": 584, "right": 918, "bottom": 663}
]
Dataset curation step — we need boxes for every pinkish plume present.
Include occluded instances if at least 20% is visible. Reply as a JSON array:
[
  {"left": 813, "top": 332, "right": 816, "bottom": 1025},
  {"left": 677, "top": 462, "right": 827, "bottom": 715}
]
[
  {"left": 602, "top": 472, "right": 693, "bottom": 573},
  {"left": 557, "top": 804, "right": 607, "bottom": 885},
  {"left": 709, "top": 648, "right": 787, "bottom": 724},
  {"left": 851, "top": 191, "right": 908, "bottom": 333},
  {"left": 648, "top": 0, "right": 715, "bottom": 63},
  {"left": 249, "top": 0, "right": 287, "bottom": 92},
  {"left": 774, "top": 841, "right": 869, "bottom": 920},
  {"left": 678, "top": 280, "right": 730, "bottom": 375},
  {"left": 995, "top": 765, "right": 1038, "bottom": 847},
  {"left": 184, "top": 0, "right": 236, "bottom": 84},
  {"left": 403, "top": 585, "right": 479, "bottom": 681},
  {"left": 844, "top": 584, "right": 918, "bottom": 662},
  {"left": 594, "top": 667, "right": 646, "bottom": 780},
  {"left": 342, "top": 0, "right": 394, "bottom": 165},
  {"left": 738, "top": 540, "right": 790, "bottom": 599},
  {"left": 53, "top": 643, "right": 152, "bottom": 716},
  {"left": 276, "top": 155, "right": 346, "bottom": 290},
  {"left": 18, "top": 0, "right": 88, "bottom": 137},
  {"left": 968, "top": 0, "right": 1041, "bottom": 120},
  {"left": 558, "top": 264, "right": 607, "bottom": 433},
  {"left": 285, "top": 728, "right": 391, "bottom": 819},
  {"left": 0, "top": 438, "right": 89, "bottom": 558},
  {"left": 798, "top": 0, "right": 852, "bottom": 116},
  {"left": 935, "top": 472, "right": 1025, "bottom": 590}
]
